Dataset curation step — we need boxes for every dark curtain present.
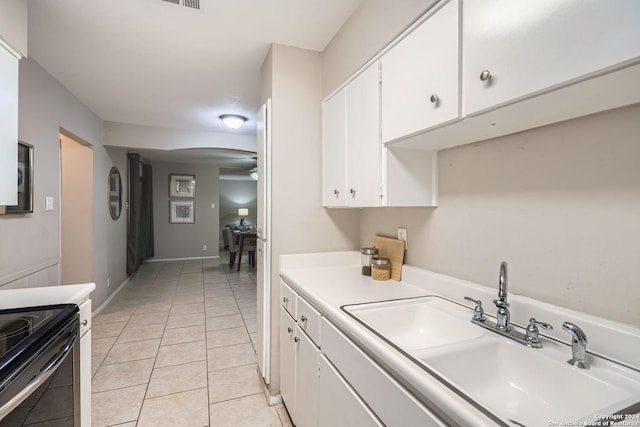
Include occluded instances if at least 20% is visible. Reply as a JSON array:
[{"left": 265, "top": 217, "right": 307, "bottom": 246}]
[{"left": 127, "top": 154, "right": 154, "bottom": 274}]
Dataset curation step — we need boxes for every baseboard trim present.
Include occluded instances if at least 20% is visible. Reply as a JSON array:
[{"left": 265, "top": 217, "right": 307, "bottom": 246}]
[
  {"left": 93, "top": 277, "right": 130, "bottom": 316},
  {"left": 145, "top": 256, "right": 221, "bottom": 263},
  {"left": 258, "top": 367, "right": 283, "bottom": 406}
]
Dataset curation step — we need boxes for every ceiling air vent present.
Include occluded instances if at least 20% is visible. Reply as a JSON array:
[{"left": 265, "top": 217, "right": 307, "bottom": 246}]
[
  {"left": 161, "top": 0, "right": 200, "bottom": 10},
  {"left": 182, "top": 0, "right": 200, "bottom": 9}
]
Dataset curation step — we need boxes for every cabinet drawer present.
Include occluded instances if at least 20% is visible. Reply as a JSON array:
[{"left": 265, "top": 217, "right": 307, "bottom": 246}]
[
  {"left": 79, "top": 299, "right": 91, "bottom": 337},
  {"left": 280, "top": 281, "right": 297, "bottom": 319},
  {"left": 322, "top": 318, "right": 445, "bottom": 427},
  {"left": 297, "top": 296, "right": 321, "bottom": 347}
]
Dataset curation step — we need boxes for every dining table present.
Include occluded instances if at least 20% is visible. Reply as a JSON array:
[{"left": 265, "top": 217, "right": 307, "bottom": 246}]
[{"left": 234, "top": 229, "right": 257, "bottom": 271}]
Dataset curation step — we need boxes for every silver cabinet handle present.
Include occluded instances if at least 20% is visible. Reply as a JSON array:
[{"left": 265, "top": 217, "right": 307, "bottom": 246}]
[
  {"left": 287, "top": 327, "right": 293, "bottom": 333},
  {"left": 283, "top": 297, "right": 288, "bottom": 303},
  {"left": 294, "top": 337, "right": 300, "bottom": 343},
  {"left": 430, "top": 94, "right": 439, "bottom": 103},
  {"left": 300, "top": 315, "right": 307, "bottom": 322},
  {"left": 480, "top": 70, "right": 492, "bottom": 82},
  {"left": 82, "top": 320, "right": 88, "bottom": 326}
]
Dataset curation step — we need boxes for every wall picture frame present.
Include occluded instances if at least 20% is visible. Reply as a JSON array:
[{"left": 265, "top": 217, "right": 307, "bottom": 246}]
[
  {"left": 169, "top": 200, "right": 195, "bottom": 224},
  {"left": 169, "top": 174, "right": 195, "bottom": 198},
  {"left": 3, "top": 141, "right": 34, "bottom": 214}
]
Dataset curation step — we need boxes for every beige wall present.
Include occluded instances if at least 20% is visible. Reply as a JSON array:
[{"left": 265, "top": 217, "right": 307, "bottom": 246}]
[
  {"left": 60, "top": 134, "right": 93, "bottom": 284},
  {"left": 261, "top": 44, "right": 361, "bottom": 396},
  {"left": 321, "top": 0, "right": 640, "bottom": 326},
  {"left": 322, "top": 0, "right": 437, "bottom": 97},
  {"left": 219, "top": 178, "right": 257, "bottom": 230},
  {"left": 0, "top": 57, "right": 128, "bottom": 310},
  {"left": 151, "top": 162, "right": 221, "bottom": 259},
  {"left": 361, "top": 104, "right": 640, "bottom": 326}
]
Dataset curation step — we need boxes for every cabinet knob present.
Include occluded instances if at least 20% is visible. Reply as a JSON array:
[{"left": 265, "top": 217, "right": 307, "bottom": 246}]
[
  {"left": 480, "top": 70, "right": 492, "bottom": 82},
  {"left": 294, "top": 337, "right": 300, "bottom": 343},
  {"left": 350, "top": 188, "right": 356, "bottom": 197},
  {"left": 287, "top": 327, "right": 293, "bottom": 333},
  {"left": 430, "top": 94, "right": 439, "bottom": 104},
  {"left": 283, "top": 296, "right": 288, "bottom": 303},
  {"left": 334, "top": 189, "right": 340, "bottom": 197},
  {"left": 300, "top": 315, "right": 307, "bottom": 322},
  {"left": 82, "top": 320, "right": 88, "bottom": 326}
]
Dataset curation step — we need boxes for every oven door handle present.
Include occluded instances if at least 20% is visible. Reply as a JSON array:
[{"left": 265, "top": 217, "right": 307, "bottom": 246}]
[{"left": 0, "top": 326, "right": 78, "bottom": 421}]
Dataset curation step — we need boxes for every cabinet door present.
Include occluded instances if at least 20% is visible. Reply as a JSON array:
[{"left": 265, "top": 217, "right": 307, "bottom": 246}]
[
  {"left": 464, "top": 0, "right": 640, "bottom": 115},
  {"left": 319, "top": 356, "right": 383, "bottom": 427},
  {"left": 279, "top": 308, "right": 297, "bottom": 423},
  {"left": 79, "top": 329, "right": 91, "bottom": 427},
  {"left": 295, "top": 328, "right": 320, "bottom": 427},
  {"left": 0, "top": 45, "right": 18, "bottom": 205},
  {"left": 381, "top": 0, "right": 459, "bottom": 143},
  {"left": 322, "top": 89, "right": 346, "bottom": 207},
  {"left": 345, "top": 62, "right": 382, "bottom": 207}
]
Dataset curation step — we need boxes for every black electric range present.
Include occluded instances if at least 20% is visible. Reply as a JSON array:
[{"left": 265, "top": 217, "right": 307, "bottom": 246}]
[{"left": 0, "top": 304, "right": 79, "bottom": 421}]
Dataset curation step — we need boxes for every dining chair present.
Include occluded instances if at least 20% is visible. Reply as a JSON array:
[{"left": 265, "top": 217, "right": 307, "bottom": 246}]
[{"left": 225, "top": 227, "right": 256, "bottom": 268}]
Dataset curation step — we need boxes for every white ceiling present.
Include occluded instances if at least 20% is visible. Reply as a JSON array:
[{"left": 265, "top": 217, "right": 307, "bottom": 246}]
[{"left": 28, "top": 0, "right": 362, "bottom": 138}]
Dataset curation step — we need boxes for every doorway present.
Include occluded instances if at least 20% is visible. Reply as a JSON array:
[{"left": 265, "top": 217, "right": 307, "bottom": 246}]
[{"left": 60, "top": 132, "right": 93, "bottom": 284}]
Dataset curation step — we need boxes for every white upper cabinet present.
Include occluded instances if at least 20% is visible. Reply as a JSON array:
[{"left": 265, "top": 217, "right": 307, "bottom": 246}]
[
  {"left": 345, "top": 63, "right": 382, "bottom": 207},
  {"left": 322, "top": 89, "right": 347, "bottom": 207},
  {"left": 381, "top": 0, "right": 459, "bottom": 143},
  {"left": 322, "top": 63, "right": 382, "bottom": 208},
  {"left": 0, "top": 45, "right": 19, "bottom": 205},
  {"left": 463, "top": 0, "right": 640, "bottom": 116}
]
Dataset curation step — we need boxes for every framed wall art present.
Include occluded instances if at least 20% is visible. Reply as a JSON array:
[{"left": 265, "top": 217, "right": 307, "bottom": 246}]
[
  {"left": 107, "top": 167, "right": 122, "bottom": 220},
  {"left": 3, "top": 141, "right": 34, "bottom": 214},
  {"left": 169, "top": 174, "right": 195, "bottom": 198},
  {"left": 169, "top": 200, "right": 195, "bottom": 224}
]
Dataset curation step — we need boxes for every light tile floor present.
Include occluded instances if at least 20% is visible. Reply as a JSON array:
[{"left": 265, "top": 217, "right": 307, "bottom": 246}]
[{"left": 91, "top": 254, "right": 291, "bottom": 427}]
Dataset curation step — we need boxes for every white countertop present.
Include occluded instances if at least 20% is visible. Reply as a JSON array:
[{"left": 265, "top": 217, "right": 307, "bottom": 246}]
[
  {"left": 280, "top": 253, "right": 497, "bottom": 426},
  {"left": 0, "top": 283, "right": 96, "bottom": 310},
  {"left": 280, "top": 251, "right": 640, "bottom": 426}
]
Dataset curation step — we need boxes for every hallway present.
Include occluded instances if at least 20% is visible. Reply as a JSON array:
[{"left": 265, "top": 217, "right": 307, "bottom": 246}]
[{"left": 90, "top": 256, "right": 290, "bottom": 427}]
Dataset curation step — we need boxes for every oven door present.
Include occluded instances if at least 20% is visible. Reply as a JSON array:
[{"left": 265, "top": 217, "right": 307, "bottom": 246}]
[{"left": 0, "top": 314, "right": 80, "bottom": 426}]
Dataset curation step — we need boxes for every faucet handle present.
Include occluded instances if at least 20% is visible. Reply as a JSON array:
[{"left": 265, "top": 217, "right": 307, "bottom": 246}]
[
  {"left": 525, "top": 318, "right": 553, "bottom": 346},
  {"left": 464, "top": 296, "right": 486, "bottom": 322}
]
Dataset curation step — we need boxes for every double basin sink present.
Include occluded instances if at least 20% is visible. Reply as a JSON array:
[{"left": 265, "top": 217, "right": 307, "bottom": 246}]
[{"left": 343, "top": 296, "right": 640, "bottom": 426}]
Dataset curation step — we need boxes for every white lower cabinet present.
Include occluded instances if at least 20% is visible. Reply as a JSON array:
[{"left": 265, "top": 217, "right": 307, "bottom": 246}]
[
  {"left": 319, "top": 355, "right": 382, "bottom": 427},
  {"left": 321, "top": 318, "right": 446, "bottom": 427},
  {"left": 279, "top": 305, "right": 320, "bottom": 427},
  {"left": 294, "top": 327, "right": 320, "bottom": 427},
  {"left": 279, "top": 280, "right": 446, "bottom": 427},
  {"left": 279, "top": 308, "right": 297, "bottom": 424}
]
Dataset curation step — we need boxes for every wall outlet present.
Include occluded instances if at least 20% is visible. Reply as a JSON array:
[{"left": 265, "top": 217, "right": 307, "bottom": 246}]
[
  {"left": 203, "top": 245, "right": 207, "bottom": 251},
  {"left": 397, "top": 227, "right": 407, "bottom": 249}
]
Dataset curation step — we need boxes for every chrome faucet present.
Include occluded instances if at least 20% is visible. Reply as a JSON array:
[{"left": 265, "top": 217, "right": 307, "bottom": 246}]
[
  {"left": 464, "top": 261, "right": 553, "bottom": 349},
  {"left": 494, "top": 261, "right": 510, "bottom": 331},
  {"left": 562, "top": 322, "right": 589, "bottom": 369}
]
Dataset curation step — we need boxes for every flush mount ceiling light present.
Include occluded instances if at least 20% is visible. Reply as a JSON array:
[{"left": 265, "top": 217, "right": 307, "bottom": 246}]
[{"left": 219, "top": 114, "right": 247, "bottom": 130}]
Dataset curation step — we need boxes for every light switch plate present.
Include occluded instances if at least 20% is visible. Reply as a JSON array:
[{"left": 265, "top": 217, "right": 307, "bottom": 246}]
[
  {"left": 46, "top": 197, "right": 54, "bottom": 211},
  {"left": 397, "top": 227, "right": 407, "bottom": 249}
]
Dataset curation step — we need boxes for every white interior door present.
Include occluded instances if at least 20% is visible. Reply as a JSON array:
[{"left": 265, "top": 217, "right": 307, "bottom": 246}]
[{"left": 256, "top": 100, "right": 271, "bottom": 384}]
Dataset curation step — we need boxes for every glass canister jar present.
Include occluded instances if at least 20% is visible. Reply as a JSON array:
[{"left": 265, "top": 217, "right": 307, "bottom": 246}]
[
  {"left": 371, "top": 257, "right": 391, "bottom": 281},
  {"left": 360, "top": 247, "right": 379, "bottom": 276}
]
